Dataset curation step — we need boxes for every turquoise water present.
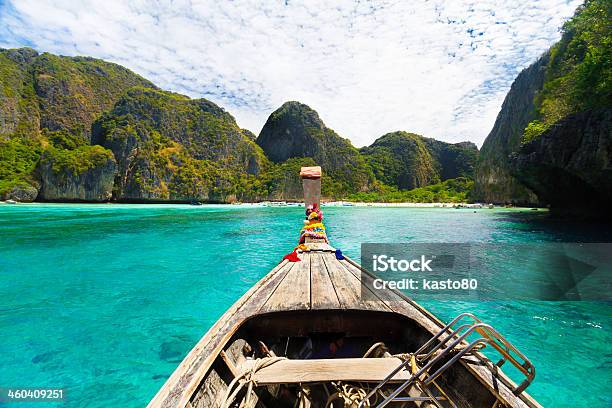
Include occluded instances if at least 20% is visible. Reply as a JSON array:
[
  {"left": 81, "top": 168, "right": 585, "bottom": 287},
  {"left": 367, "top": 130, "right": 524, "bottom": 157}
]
[{"left": 0, "top": 204, "right": 610, "bottom": 407}]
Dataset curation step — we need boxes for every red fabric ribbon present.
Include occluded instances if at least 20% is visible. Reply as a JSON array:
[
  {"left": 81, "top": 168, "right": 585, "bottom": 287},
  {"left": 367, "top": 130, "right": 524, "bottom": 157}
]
[{"left": 283, "top": 250, "right": 301, "bottom": 262}]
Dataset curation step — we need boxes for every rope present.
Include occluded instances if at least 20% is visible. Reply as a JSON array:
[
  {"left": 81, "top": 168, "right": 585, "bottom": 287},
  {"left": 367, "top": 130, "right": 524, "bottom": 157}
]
[
  {"left": 362, "top": 342, "right": 387, "bottom": 358},
  {"left": 218, "top": 356, "right": 286, "bottom": 408},
  {"left": 392, "top": 342, "right": 486, "bottom": 363},
  {"left": 325, "top": 382, "right": 370, "bottom": 408},
  {"left": 295, "top": 385, "right": 311, "bottom": 408}
]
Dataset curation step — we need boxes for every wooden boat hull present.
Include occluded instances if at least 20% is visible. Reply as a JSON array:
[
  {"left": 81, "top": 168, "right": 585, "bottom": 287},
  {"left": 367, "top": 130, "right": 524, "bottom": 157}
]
[{"left": 148, "top": 244, "right": 541, "bottom": 408}]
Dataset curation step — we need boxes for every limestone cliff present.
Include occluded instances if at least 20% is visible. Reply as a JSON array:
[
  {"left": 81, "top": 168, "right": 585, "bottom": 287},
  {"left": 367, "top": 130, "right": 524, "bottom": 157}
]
[
  {"left": 2, "top": 48, "right": 482, "bottom": 203},
  {"left": 511, "top": 109, "right": 612, "bottom": 217},
  {"left": 471, "top": 55, "right": 547, "bottom": 204},
  {"left": 361, "top": 132, "right": 439, "bottom": 190},
  {"left": 362, "top": 131, "right": 478, "bottom": 190},
  {"left": 37, "top": 146, "right": 117, "bottom": 201},
  {"left": 422, "top": 138, "right": 478, "bottom": 181},
  {"left": 0, "top": 48, "right": 155, "bottom": 141},
  {"left": 0, "top": 47, "right": 154, "bottom": 199},
  {"left": 256, "top": 101, "right": 374, "bottom": 196},
  {"left": 92, "top": 87, "right": 268, "bottom": 202},
  {"left": 473, "top": 0, "right": 611, "bottom": 211}
]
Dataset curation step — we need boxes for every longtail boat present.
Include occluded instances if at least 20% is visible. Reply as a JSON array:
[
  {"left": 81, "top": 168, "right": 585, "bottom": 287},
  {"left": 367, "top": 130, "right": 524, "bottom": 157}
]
[{"left": 148, "top": 166, "right": 541, "bottom": 408}]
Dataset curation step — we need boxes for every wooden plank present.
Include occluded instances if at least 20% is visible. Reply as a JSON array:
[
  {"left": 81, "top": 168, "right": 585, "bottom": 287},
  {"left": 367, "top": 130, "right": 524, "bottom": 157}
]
[
  {"left": 334, "top": 258, "right": 390, "bottom": 311},
  {"left": 241, "top": 358, "right": 410, "bottom": 384},
  {"left": 188, "top": 368, "right": 226, "bottom": 408},
  {"left": 310, "top": 252, "right": 341, "bottom": 309},
  {"left": 340, "top": 258, "right": 441, "bottom": 333},
  {"left": 336, "top": 259, "right": 399, "bottom": 313},
  {"left": 219, "top": 351, "right": 240, "bottom": 378},
  {"left": 260, "top": 255, "right": 311, "bottom": 312},
  {"left": 255, "top": 262, "right": 296, "bottom": 312},
  {"left": 321, "top": 252, "right": 365, "bottom": 309}
]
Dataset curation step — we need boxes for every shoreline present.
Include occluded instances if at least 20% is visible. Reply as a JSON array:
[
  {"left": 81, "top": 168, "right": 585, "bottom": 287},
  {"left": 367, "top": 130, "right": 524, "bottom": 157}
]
[{"left": 0, "top": 200, "right": 547, "bottom": 210}]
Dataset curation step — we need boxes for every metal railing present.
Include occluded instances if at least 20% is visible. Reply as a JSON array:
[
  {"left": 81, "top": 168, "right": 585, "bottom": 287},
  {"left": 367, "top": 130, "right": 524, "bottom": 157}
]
[{"left": 359, "top": 313, "right": 536, "bottom": 407}]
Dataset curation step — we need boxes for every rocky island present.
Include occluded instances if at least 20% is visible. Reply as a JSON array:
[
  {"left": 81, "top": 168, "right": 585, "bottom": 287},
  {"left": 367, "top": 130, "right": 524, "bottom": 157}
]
[{"left": 0, "top": 49, "right": 477, "bottom": 204}]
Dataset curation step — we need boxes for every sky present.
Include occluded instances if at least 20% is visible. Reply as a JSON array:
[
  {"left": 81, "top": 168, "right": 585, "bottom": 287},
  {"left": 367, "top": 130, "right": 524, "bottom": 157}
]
[{"left": 0, "top": 0, "right": 581, "bottom": 147}]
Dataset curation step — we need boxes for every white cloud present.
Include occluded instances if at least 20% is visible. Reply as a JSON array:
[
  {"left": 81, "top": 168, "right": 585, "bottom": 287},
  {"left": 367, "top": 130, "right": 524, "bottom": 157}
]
[{"left": 0, "top": 0, "right": 581, "bottom": 147}]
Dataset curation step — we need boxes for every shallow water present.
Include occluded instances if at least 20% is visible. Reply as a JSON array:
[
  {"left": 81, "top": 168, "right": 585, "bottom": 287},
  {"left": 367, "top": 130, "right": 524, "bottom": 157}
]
[{"left": 0, "top": 204, "right": 609, "bottom": 407}]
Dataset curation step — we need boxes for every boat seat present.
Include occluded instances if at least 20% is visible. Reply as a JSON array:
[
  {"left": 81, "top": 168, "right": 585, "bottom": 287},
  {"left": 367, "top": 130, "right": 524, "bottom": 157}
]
[{"left": 239, "top": 357, "right": 410, "bottom": 384}]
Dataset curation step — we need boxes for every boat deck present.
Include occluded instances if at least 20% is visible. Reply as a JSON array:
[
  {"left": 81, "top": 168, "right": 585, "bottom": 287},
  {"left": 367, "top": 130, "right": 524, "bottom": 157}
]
[
  {"left": 259, "top": 245, "right": 438, "bottom": 326},
  {"left": 148, "top": 244, "right": 440, "bottom": 408},
  {"left": 149, "top": 243, "right": 536, "bottom": 408}
]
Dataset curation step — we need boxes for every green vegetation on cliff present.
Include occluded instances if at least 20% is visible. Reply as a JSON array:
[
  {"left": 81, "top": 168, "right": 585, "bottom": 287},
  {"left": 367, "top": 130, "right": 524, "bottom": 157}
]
[
  {"left": 523, "top": 0, "right": 611, "bottom": 142},
  {"left": 256, "top": 103, "right": 478, "bottom": 200},
  {"left": 41, "top": 145, "right": 115, "bottom": 176},
  {"left": 362, "top": 132, "right": 439, "bottom": 190},
  {"left": 256, "top": 101, "right": 375, "bottom": 196},
  {"left": 31, "top": 53, "right": 155, "bottom": 139},
  {"left": 347, "top": 177, "right": 473, "bottom": 203},
  {"left": 93, "top": 87, "right": 268, "bottom": 201},
  {"left": 0, "top": 139, "right": 42, "bottom": 195},
  {"left": 0, "top": 49, "right": 41, "bottom": 139},
  {"left": 360, "top": 132, "right": 477, "bottom": 191},
  {"left": 0, "top": 48, "right": 155, "bottom": 199},
  {"left": 422, "top": 138, "right": 478, "bottom": 181},
  {"left": 0, "top": 48, "right": 154, "bottom": 142}
]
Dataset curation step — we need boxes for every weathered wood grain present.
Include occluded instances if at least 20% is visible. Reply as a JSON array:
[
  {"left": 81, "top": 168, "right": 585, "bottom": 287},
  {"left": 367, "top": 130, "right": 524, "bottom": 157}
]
[
  {"left": 261, "top": 256, "right": 311, "bottom": 312},
  {"left": 188, "top": 369, "right": 226, "bottom": 408},
  {"left": 340, "top": 258, "right": 440, "bottom": 333},
  {"left": 320, "top": 252, "right": 363, "bottom": 309},
  {"left": 240, "top": 358, "right": 410, "bottom": 384},
  {"left": 310, "top": 252, "right": 341, "bottom": 309}
]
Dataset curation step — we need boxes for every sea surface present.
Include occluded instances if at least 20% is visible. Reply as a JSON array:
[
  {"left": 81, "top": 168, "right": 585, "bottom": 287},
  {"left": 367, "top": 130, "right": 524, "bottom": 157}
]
[{"left": 0, "top": 204, "right": 610, "bottom": 407}]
